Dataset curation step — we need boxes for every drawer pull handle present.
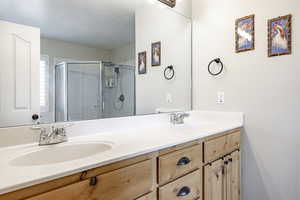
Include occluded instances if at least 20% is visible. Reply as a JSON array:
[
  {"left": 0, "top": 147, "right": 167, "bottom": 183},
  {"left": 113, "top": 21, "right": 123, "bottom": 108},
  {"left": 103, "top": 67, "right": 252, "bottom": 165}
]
[
  {"left": 177, "top": 186, "right": 191, "bottom": 197},
  {"left": 90, "top": 177, "right": 97, "bottom": 186},
  {"left": 177, "top": 157, "right": 191, "bottom": 166}
]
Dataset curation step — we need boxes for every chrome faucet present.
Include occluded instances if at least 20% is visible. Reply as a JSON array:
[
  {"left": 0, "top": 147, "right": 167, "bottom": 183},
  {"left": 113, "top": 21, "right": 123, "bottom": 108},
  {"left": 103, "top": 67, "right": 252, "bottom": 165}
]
[
  {"left": 170, "top": 112, "right": 190, "bottom": 125},
  {"left": 39, "top": 125, "right": 68, "bottom": 146}
]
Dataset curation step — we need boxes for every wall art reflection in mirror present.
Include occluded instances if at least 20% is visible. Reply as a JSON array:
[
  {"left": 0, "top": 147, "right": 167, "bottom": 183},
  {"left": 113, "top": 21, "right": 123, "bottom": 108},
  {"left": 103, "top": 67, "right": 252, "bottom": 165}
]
[{"left": 158, "top": 0, "right": 176, "bottom": 8}]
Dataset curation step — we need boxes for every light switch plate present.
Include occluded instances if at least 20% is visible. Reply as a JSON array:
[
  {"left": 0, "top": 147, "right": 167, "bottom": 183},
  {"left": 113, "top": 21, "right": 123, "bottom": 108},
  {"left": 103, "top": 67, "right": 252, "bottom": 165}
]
[{"left": 217, "top": 92, "right": 225, "bottom": 104}]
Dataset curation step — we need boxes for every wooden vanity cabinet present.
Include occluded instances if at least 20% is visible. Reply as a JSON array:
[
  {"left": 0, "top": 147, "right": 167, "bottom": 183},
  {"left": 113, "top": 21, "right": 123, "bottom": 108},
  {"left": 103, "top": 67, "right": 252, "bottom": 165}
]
[
  {"left": 25, "top": 159, "right": 155, "bottom": 200},
  {"left": 157, "top": 143, "right": 202, "bottom": 200},
  {"left": 204, "top": 151, "right": 240, "bottom": 200},
  {"left": 0, "top": 129, "right": 241, "bottom": 200},
  {"left": 203, "top": 130, "right": 241, "bottom": 200}
]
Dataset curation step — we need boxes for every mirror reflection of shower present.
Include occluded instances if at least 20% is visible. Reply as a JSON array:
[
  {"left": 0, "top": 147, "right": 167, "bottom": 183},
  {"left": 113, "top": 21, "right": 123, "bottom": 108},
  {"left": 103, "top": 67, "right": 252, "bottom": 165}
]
[
  {"left": 55, "top": 61, "right": 135, "bottom": 122},
  {"left": 103, "top": 62, "right": 135, "bottom": 119},
  {"left": 114, "top": 67, "right": 125, "bottom": 111}
]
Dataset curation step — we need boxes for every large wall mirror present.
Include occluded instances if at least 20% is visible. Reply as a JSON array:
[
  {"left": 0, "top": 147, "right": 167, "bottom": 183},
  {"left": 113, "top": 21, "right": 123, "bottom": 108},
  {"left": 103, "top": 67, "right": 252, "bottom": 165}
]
[{"left": 0, "top": 0, "right": 192, "bottom": 127}]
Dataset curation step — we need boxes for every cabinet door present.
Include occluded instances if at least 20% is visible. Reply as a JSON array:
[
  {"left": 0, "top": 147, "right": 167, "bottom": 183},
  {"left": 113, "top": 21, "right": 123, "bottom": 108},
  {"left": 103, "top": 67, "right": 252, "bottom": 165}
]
[
  {"left": 26, "top": 160, "right": 154, "bottom": 200},
  {"left": 204, "top": 159, "right": 225, "bottom": 200},
  {"left": 225, "top": 151, "right": 240, "bottom": 200},
  {"left": 0, "top": 20, "right": 40, "bottom": 127}
]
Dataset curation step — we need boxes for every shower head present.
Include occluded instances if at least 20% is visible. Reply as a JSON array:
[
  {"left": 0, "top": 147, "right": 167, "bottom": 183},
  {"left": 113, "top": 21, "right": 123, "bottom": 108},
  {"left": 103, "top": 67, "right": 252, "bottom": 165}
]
[{"left": 114, "top": 67, "right": 120, "bottom": 74}]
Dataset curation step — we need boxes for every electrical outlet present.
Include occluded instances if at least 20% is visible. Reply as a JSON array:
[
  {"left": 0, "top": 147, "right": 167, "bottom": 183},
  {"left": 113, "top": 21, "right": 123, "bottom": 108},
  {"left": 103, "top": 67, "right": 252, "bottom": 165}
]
[
  {"left": 166, "top": 93, "right": 173, "bottom": 103},
  {"left": 217, "top": 92, "right": 225, "bottom": 104}
]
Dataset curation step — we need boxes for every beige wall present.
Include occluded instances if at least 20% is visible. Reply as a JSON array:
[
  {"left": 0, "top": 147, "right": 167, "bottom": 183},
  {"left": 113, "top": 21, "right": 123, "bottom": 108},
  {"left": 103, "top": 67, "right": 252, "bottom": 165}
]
[
  {"left": 41, "top": 38, "right": 112, "bottom": 62},
  {"left": 192, "top": 0, "right": 300, "bottom": 199},
  {"left": 111, "top": 43, "right": 135, "bottom": 66}
]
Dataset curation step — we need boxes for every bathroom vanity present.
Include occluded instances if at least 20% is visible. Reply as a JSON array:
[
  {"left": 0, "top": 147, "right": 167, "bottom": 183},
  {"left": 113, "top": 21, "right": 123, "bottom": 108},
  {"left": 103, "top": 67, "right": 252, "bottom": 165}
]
[
  {"left": 0, "top": 1, "right": 243, "bottom": 199},
  {"left": 0, "top": 111, "right": 242, "bottom": 200}
]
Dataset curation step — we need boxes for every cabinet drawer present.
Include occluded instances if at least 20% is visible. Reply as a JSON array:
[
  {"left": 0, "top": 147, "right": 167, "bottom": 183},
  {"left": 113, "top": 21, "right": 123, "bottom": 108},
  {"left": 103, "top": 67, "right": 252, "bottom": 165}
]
[
  {"left": 204, "top": 136, "right": 227, "bottom": 163},
  {"left": 158, "top": 145, "right": 202, "bottom": 184},
  {"left": 158, "top": 170, "right": 202, "bottom": 200},
  {"left": 26, "top": 160, "right": 154, "bottom": 200},
  {"left": 204, "top": 131, "right": 241, "bottom": 163},
  {"left": 226, "top": 131, "right": 240, "bottom": 153},
  {"left": 136, "top": 192, "right": 157, "bottom": 200}
]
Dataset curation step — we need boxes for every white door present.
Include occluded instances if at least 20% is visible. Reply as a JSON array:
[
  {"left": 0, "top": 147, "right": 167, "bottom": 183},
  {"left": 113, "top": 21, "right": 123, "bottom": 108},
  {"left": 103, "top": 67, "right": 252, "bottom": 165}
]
[{"left": 0, "top": 20, "right": 40, "bottom": 127}]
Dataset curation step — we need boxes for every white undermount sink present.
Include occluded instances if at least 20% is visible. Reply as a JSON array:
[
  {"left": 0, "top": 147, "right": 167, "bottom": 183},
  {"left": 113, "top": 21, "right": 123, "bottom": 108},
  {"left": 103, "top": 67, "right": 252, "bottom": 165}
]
[{"left": 10, "top": 141, "right": 113, "bottom": 166}]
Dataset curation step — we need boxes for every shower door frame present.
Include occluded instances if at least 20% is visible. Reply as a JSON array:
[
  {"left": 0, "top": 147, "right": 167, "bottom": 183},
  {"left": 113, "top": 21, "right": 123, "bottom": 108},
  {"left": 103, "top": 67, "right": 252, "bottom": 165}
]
[{"left": 55, "top": 62, "right": 68, "bottom": 122}]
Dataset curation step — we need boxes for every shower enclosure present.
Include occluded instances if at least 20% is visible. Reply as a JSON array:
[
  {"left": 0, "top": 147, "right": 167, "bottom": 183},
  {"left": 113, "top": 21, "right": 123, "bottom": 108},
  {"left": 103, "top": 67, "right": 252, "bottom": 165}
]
[{"left": 55, "top": 61, "right": 135, "bottom": 122}]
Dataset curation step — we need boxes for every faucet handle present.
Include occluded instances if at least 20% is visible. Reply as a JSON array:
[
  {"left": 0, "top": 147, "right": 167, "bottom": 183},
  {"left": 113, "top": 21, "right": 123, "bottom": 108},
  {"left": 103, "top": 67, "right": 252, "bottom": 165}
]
[
  {"left": 176, "top": 112, "right": 190, "bottom": 119},
  {"left": 56, "top": 127, "right": 67, "bottom": 136},
  {"left": 39, "top": 127, "right": 48, "bottom": 140},
  {"left": 180, "top": 112, "right": 190, "bottom": 117}
]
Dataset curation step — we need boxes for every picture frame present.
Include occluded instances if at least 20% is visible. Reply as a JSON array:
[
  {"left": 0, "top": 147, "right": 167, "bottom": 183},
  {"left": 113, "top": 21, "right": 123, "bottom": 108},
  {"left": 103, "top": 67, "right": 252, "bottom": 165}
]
[
  {"left": 138, "top": 51, "right": 147, "bottom": 74},
  {"left": 268, "top": 14, "right": 292, "bottom": 57},
  {"left": 152, "top": 41, "right": 161, "bottom": 67},
  {"left": 235, "top": 15, "right": 255, "bottom": 53},
  {"left": 158, "top": 0, "right": 176, "bottom": 8}
]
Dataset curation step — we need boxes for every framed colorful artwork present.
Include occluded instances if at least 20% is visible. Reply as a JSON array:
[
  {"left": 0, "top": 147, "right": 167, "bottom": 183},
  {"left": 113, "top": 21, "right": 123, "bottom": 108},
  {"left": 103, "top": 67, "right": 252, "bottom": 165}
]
[
  {"left": 158, "top": 0, "right": 176, "bottom": 8},
  {"left": 235, "top": 15, "right": 255, "bottom": 53},
  {"left": 152, "top": 41, "right": 161, "bottom": 67},
  {"left": 138, "top": 51, "right": 147, "bottom": 74},
  {"left": 268, "top": 14, "right": 292, "bottom": 57}
]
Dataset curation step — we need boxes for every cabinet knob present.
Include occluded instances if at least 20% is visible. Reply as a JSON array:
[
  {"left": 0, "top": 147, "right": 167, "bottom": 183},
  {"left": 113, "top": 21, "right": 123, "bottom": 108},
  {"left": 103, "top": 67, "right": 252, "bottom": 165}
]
[
  {"left": 177, "top": 157, "right": 191, "bottom": 166},
  {"left": 224, "top": 161, "right": 229, "bottom": 165},
  {"left": 177, "top": 186, "right": 191, "bottom": 197},
  {"left": 32, "top": 114, "right": 39, "bottom": 121}
]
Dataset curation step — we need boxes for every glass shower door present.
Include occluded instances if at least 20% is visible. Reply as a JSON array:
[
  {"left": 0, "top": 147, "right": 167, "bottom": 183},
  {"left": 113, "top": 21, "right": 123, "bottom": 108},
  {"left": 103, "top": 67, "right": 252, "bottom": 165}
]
[
  {"left": 102, "top": 63, "right": 135, "bottom": 118},
  {"left": 67, "top": 62, "right": 102, "bottom": 121}
]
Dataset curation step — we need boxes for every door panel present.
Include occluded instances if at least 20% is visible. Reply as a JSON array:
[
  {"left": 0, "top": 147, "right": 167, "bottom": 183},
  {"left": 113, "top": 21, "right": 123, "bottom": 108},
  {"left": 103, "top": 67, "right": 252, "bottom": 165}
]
[
  {"left": 15, "top": 36, "right": 31, "bottom": 109},
  {"left": 0, "top": 20, "right": 40, "bottom": 127},
  {"left": 204, "top": 159, "right": 225, "bottom": 200},
  {"left": 226, "top": 151, "right": 240, "bottom": 200}
]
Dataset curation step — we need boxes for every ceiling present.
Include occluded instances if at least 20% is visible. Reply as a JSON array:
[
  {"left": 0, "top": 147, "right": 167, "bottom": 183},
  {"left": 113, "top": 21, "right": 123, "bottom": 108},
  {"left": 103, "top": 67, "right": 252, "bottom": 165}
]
[{"left": 0, "top": 0, "right": 146, "bottom": 49}]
